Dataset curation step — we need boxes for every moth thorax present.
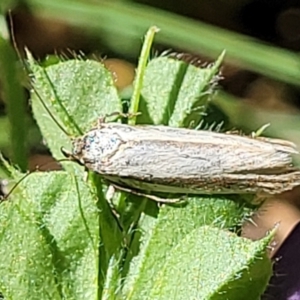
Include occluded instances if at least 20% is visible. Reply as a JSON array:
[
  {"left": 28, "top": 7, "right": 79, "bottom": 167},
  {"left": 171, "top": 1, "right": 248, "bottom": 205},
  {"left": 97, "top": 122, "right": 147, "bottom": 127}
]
[{"left": 80, "top": 129, "right": 123, "bottom": 161}]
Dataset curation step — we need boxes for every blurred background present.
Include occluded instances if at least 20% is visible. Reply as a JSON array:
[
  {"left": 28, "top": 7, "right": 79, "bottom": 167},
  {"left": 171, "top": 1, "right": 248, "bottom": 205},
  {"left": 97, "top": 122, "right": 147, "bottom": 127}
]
[{"left": 0, "top": 0, "right": 300, "bottom": 262}]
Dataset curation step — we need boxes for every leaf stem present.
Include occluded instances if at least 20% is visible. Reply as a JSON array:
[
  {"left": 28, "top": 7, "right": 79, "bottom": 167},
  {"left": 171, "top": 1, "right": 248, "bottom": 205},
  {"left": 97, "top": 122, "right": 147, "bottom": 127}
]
[{"left": 129, "top": 26, "right": 159, "bottom": 125}]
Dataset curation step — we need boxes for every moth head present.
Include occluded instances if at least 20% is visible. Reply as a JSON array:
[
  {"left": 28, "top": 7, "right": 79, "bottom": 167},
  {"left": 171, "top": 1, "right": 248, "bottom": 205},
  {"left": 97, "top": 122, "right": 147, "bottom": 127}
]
[
  {"left": 61, "top": 130, "right": 104, "bottom": 166},
  {"left": 62, "top": 134, "right": 98, "bottom": 166},
  {"left": 61, "top": 129, "right": 123, "bottom": 167},
  {"left": 61, "top": 136, "right": 87, "bottom": 166}
]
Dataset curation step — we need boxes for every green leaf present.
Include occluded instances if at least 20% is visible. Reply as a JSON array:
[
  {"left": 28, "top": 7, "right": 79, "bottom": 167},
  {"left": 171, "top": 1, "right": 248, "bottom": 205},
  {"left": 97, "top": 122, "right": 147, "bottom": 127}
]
[
  {"left": 0, "top": 171, "right": 101, "bottom": 299},
  {"left": 123, "top": 197, "right": 255, "bottom": 298},
  {"left": 148, "top": 227, "right": 271, "bottom": 300},
  {"left": 139, "top": 53, "right": 223, "bottom": 127},
  {"left": 27, "top": 54, "right": 122, "bottom": 160},
  {"left": 23, "top": 55, "right": 125, "bottom": 298},
  {"left": 0, "top": 1, "right": 18, "bottom": 16},
  {"left": 0, "top": 36, "right": 27, "bottom": 170}
]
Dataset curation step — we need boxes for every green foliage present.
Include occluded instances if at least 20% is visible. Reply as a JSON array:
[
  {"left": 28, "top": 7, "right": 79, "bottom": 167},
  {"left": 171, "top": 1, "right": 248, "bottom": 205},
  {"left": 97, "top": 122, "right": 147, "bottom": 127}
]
[
  {"left": 138, "top": 53, "right": 224, "bottom": 127},
  {"left": 0, "top": 30, "right": 272, "bottom": 299},
  {"left": 0, "top": 172, "right": 100, "bottom": 299},
  {"left": 125, "top": 225, "right": 272, "bottom": 300},
  {"left": 25, "top": 0, "right": 300, "bottom": 86},
  {"left": 0, "top": 36, "right": 27, "bottom": 170}
]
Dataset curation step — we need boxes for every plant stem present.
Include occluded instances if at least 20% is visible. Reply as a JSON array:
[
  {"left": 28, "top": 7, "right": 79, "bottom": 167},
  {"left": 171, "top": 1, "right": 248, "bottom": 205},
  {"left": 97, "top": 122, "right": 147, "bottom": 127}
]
[{"left": 129, "top": 26, "right": 159, "bottom": 125}]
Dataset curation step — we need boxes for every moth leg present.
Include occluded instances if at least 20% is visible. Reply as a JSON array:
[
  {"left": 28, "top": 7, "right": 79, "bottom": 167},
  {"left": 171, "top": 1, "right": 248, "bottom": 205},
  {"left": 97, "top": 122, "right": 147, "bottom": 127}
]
[
  {"left": 111, "top": 184, "right": 184, "bottom": 203},
  {"left": 226, "top": 124, "right": 270, "bottom": 139},
  {"left": 225, "top": 129, "right": 242, "bottom": 135},
  {"left": 97, "top": 112, "right": 121, "bottom": 125},
  {"left": 97, "top": 112, "right": 141, "bottom": 126},
  {"left": 251, "top": 123, "right": 270, "bottom": 138},
  {"left": 106, "top": 184, "right": 116, "bottom": 201},
  {"left": 84, "top": 171, "right": 120, "bottom": 219},
  {"left": 0, "top": 179, "right": 9, "bottom": 200},
  {"left": 102, "top": 185, "right": 127, "bottom": 237},
  {"left": 105, "top": 184, "right": 121, "bottom": 219},
  {"left": 83, "top": 169, "right": 89, "bottom": 182}
]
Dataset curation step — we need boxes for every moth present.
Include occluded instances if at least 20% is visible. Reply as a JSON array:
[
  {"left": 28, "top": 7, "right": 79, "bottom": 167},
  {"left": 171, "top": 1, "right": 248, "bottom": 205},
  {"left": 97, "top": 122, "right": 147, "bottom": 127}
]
[{"left": 61, "top": 121, "right": 300, "bottom": 198}]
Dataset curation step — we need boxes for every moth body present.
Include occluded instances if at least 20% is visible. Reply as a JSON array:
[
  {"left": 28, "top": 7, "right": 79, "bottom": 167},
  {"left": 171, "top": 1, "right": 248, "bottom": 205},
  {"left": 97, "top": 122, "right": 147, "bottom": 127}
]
[{"left": 66, "top": 123, "right": 300, "bottom": 195}]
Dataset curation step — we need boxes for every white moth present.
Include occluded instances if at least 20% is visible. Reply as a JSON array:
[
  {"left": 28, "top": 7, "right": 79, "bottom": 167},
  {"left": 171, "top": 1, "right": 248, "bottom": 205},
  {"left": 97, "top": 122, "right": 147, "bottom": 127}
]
[{"left": 62, "top": 122, "right": 300, "bottom": 196}]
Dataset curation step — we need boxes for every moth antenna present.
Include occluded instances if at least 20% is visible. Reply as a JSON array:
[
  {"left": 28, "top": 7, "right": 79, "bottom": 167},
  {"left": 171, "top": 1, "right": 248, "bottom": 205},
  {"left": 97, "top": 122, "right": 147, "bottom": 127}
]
[
  {"left": 0, "top": 171, "right": 31, "bottom": 202},
  {"left": 8, "top": 10, "right": 20, "bottom": 60},
  {"left": 8, "top": 12, "right": 72, "bottom": 137},
  {"left": 0, "top": 157, "right": 73, "bottom": 202},
  {"left": 37, "top": 65, "right": 83, "bottom": 136},
  {"left": 29, "top": 80, "right": 71, "bottom": 137}
]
